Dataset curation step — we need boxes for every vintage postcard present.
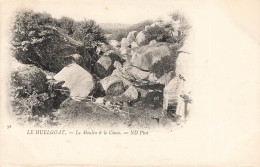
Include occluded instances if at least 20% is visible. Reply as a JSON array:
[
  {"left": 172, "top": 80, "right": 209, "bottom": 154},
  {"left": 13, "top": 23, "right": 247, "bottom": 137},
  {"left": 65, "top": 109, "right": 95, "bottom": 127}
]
[{"left": 0, "top": 0, "right": 260, "bottom": 166}]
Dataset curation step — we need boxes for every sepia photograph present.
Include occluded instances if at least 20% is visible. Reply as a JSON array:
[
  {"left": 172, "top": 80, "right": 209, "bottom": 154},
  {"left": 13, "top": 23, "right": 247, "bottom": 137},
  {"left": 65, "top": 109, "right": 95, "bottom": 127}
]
[
  {"left": 9, "top": 8, "right": 192, "bottom": 128},
  {"left": 0, "top": 0, "right": 260, "bottom": 166}
]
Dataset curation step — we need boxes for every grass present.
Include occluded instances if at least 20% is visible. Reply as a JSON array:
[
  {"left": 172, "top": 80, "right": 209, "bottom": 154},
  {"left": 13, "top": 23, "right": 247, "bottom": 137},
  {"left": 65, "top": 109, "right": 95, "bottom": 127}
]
[{"left": 52, "top": 98, "right": 176, "bottom": 128}]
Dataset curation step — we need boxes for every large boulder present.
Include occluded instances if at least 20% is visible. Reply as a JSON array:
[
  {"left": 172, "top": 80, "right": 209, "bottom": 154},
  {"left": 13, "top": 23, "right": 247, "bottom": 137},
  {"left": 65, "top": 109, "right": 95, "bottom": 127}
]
[
  {"left": 120, "top": 48, "right": 131, "bottom": 55},
  {"left": 11, "top": 65, "right": 48, "bottom": 95},
  {"left": 145, "top": 25, "right": 150, "bottom": 31},
  {"left": 126, "top": 31, "right": 137, "bottom": 44},
  {"left": 113, "top": 61, "right": 122, "bottom": 69},
  {"left": 95, "top": 97, "right": 105, "bottom": 104},
  {"left": 125, "top": 66, "right": 150, "bottom": 80},
  {"left": 63, "top": 54, "right": 83, "bottom": 67},
  {"left": 93, "top": 55, "right": 113, "bottom": 79},
  {"left": 131, "top": 41, "right": 139, "bottom": 48},
  {"left": 107, "top": 52, "right": 124, "bottom": 64},
  {"left": 136, "top": 31, "right": 148, "bottom": 46},
  {"left": 149, "top": 40, "right": 157, "bottom": 45},
  {"left": 97, "top": 55, "right": 112, "bottom": 71},
  {"left": 109, "top": 40, "right": 120, "bottom": 48},
  {"left": 92, "top": 63, "right": 109, "bottom": 79},
  {"left": 104, "top": 85, "right": 139, "bottom": 103},
  {"left": 104, "top": 50, "right": 118, "bottom": 56},
  {"left": 96, "top": 43, "right": 110, "bottom": 55},
  {"left": 121, "top": 38, "right": 130, "bottom": 49},
  {"left": 111, "top": 62, "right": 133, "bottom": 85},
  {"left": 111, "top": 69, "right": 132, "bottom": 86},
  {"left": 121, "top": 85, "right": 139, "bottom": 101},
  {"left": 147, "top": 73, "right": 158, "bottom": 83},
  {"left": 120, "top": 54, "right": 129, "bottom": 61},
  {"left": 100, "top": 75, "right": 125, "bottom": 96},
  {"left": 156, "top": 71, "right": 175, "bottom": 85},
  {"left": 10, "top": 64, "right": 60, "bottom": 118},
  {"left": 54, "top": 63, "right": 94, "bottom": 101},
  {"left": 130, "top": 43, "right": 173, "bottom": 71}
]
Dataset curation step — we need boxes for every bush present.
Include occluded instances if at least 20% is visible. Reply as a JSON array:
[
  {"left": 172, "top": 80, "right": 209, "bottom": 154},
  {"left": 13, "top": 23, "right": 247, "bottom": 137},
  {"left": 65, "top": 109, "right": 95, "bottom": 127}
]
[
  {"left": 72, "top": 20, "right": 107, "bottom": 49},
  {"left": 10, "top": 65, "right": 68, "bottom": 126},
  {"left": 11, "top": 10, "right": 107, "bottom": 72},
  {"left": 144, "top": 25, "right": 171, "bottom": 43},
  {"left": 11, "top": 10, "right": 79, "bottom": 72},
  {"left": 11, "top": 65, "right": 48, "bottom": 96},
  {"left": 11, "top": 65, "right": 51, "bottom": 116},
  {"left": 56, "top": 16, "right": 74, "bottom": 35},
  {"left": 150, "top": 55, "right": 177, "bottom": 78}
]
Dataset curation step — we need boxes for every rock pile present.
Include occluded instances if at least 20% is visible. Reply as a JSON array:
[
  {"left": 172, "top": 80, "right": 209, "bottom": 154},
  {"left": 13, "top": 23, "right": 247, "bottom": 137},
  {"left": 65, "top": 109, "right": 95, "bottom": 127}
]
[
  {"left": 87, "top": 19, "right": 186, "bottom": 105},
  {"left": 38, "top": 18, "right": 187, "bottom": 108}
]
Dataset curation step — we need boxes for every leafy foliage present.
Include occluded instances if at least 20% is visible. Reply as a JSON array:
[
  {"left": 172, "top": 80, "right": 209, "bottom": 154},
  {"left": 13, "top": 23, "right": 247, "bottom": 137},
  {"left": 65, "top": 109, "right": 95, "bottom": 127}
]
[
  {"left": 10, "top": 64, "right": 68, "bottom": 126},
  {"left": 56, "top": 16, "right": 74, "bottom": 35},
  {"left": 11, "top": 10, "right": 106, "bottom": 72},
  {"left": 72, "top": 20, "right": 106, "bottom": 48},
  {"left": 10, "top": 10, "right": 190, "bottom": 127},
  {"left": 143, "top": 13, "right": 190, "bottom": 45},
  {"left": 12, "top": 10, "right": 76, "bottom": 71},
  {"left": 144, "top": 25, "right": 171, "bottom": 42},
  {"left": 11, "top": 65, "right": 51, "bottom": 117},
  {"left": 150, "top": 55, "right": 177, "bottom": 78},
  {"left": 170, "top": 12, "right": 191, "bottom": 43},
  {"left": 12, "top": 10, "right": 54, "bottom": 55}
]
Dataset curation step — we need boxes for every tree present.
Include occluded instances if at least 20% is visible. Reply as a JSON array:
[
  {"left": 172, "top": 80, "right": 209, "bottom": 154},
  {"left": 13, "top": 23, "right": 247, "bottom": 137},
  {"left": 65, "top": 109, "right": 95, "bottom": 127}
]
[
  {"left": 11, "top": 10, "right": 107, "bottom": 72},
  {"left": 72, "top": 20, "right": 106, "bottom": 49},
  {"left": 12, "top": 10, "right": 56, "bottom": 65},
  {"left": 71, "top": 20, "right": 107, "bottom": 72},
  {"left": 12, "top": 10, "right": 78, "bottom": 72},
  {"left": 56, "top": 16, "right": 75, "bottom": 35}
]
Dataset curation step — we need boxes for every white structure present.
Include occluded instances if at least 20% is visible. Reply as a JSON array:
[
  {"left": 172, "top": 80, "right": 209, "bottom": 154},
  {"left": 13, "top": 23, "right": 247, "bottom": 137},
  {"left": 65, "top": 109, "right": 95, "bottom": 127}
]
[
  {"left": 163, "top": 76, "right": 183, "bottom": 110},
  {"left": 163, "top": 52, "right": 192, "bottom": 120}
]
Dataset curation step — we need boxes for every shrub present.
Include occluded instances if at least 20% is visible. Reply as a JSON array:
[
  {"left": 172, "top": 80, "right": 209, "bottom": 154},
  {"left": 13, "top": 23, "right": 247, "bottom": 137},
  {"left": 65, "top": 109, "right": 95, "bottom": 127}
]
[
  {"left": 150, "top": 55, "right": 177, "bottom": 78},
  {"left": 11, "top": 10, "right": 79, "bottom": 72},
  {"left": 10, "top": 65, "right": 51, "bottom": 116},
  {"left": 11, "top": 65, "right": 48, "bottom": 96},
  {"left": 10, "top": 65, "right": 68, "bottom": 126},
  {"left": 56, "top": 16, "right": 74, "bottom": 35},
  {"left": 144, "top": 25, "right": 171, "bottom": 42},
  {"left": 11, "top": 10, "right": 107, "bottom": 72},
  {"left": 72, "top": 20, "right": 107, "bottom": 49}
]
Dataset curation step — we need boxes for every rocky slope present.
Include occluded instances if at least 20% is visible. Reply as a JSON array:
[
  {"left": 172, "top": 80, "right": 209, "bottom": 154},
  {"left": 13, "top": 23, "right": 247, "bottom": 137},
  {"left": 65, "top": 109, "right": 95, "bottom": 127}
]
[
  {"left": 10, "top": 14, "right": 190, "bottom": 126},
  {"left": 93, "top": 19, "right": 187, "bottom": 106}
]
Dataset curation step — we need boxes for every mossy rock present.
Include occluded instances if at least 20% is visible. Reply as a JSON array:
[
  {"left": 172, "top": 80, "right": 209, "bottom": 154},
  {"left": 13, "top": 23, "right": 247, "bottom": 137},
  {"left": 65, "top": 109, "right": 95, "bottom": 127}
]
[{"left": 11, "top": 65, "right": 48, "bottom": 96}]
